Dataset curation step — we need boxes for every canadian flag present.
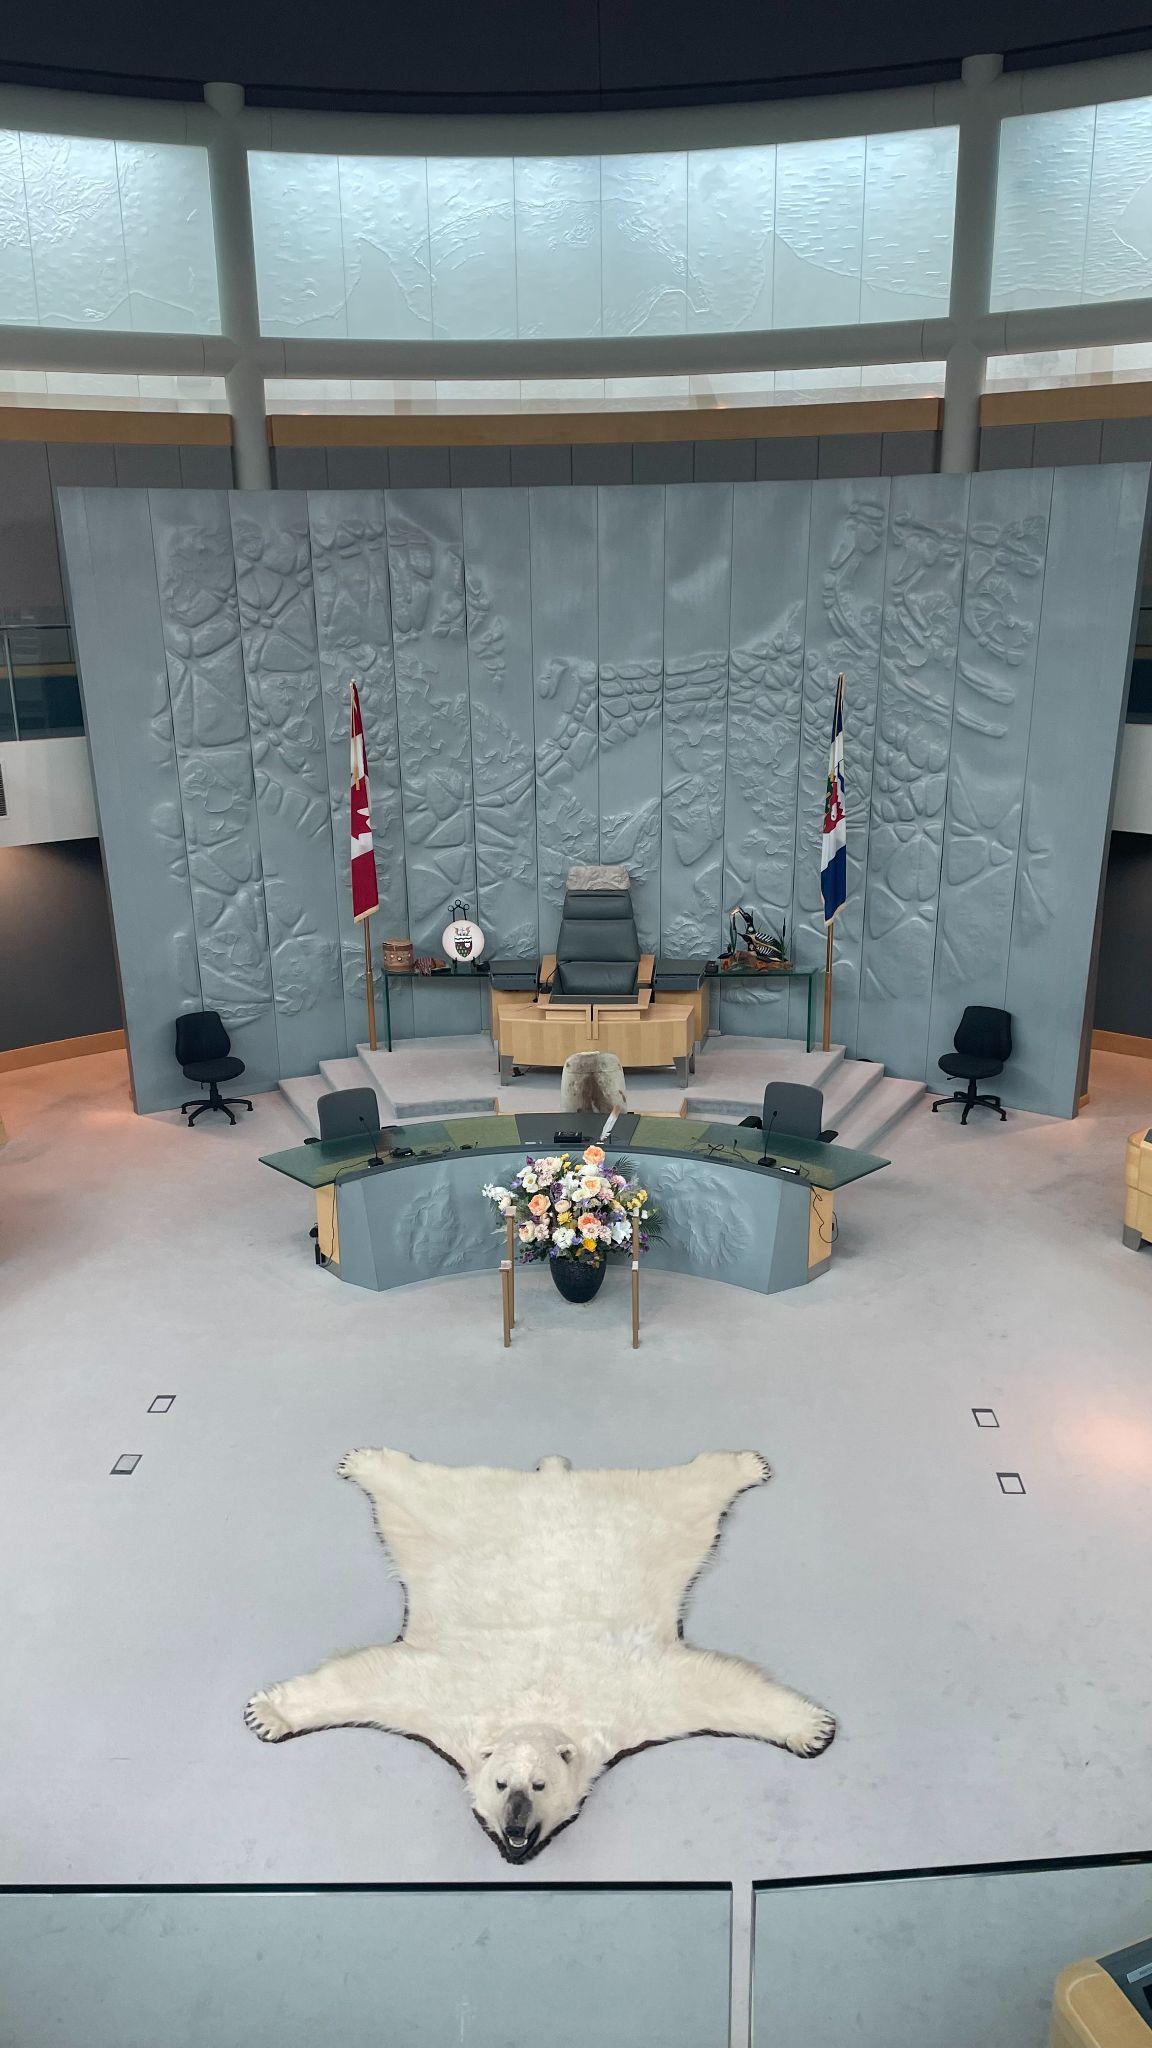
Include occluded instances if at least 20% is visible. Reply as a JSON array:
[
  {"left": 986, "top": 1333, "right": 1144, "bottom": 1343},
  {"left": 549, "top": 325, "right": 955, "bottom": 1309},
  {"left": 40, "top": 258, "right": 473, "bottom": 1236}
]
[{"left": 349, "top": 681, "right": 379, "bottom": 924}]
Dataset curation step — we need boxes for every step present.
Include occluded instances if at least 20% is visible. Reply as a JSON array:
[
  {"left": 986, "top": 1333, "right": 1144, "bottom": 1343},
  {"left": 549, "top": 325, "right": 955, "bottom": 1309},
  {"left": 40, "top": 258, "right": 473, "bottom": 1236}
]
[
  {"left": 357, "top": 1036, "right": 499, "bottom": 1121},
  {"left": 684, "top": 1038, "right": 846, "bottom": 1121},
  {"left": 834, "top": 1076, "right": 925, "bottom": 1154},
  {"left": 820, "top": 1058, "right": 883, "bottom": 1136},
  {"left": 278, "top": 1073, "right": 329, "bottom": 1138}
]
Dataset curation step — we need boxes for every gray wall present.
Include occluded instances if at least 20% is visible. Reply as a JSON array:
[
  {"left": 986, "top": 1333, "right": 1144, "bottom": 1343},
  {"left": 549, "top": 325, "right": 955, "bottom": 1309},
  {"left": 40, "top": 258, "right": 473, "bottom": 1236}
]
[
  {"left": 1096, "top": 830, "right": 1152, "bottom": 1038},
  {"left": 0, "top": 838, "right": 121, "bottom": 1053},
  {"left": 59, "top": 470, "right": 1149, "bottom": 1117}
]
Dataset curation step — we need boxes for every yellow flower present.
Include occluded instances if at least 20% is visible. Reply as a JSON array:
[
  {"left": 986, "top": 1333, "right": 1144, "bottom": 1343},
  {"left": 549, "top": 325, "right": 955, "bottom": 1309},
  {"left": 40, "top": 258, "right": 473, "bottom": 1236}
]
[{"left": 582, "top": 1236, "right": 598, "bottom": 1253}]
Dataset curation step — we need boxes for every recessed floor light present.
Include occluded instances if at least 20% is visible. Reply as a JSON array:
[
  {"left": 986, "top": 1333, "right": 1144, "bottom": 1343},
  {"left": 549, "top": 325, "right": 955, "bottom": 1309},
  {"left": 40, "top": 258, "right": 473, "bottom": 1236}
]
[
  {"left": 997, "top": 1471, "right": 1025, "bottom": 1495},
  {"left": 111, "top": 1454, "right": 141, "bottom": 1476},
  {"left": 973, "top": 1407, "right": 999, "bottom": 1428},
  {"left": 148, "top": 1396, "right": 175, "bottom": 1413}
]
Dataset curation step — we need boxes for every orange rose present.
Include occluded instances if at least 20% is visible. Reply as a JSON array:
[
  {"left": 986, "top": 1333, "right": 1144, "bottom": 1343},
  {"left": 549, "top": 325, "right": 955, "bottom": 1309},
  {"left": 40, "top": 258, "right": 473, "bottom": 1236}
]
[
  {"left": 583, "top": 1144, "right": 605, "bottom": 1166},
  {"left": 576, "top": 1212, "right": 599, "bottom": 1234},
  {"left": 528, "top": 1193, "right": 550, "bottom": 1216}
]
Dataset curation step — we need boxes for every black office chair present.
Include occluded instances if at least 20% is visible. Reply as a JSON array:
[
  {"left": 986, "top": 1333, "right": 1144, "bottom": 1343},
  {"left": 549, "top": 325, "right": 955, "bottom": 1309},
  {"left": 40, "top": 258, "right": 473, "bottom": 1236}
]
[
  {"left": 175, "top": 1011, "right": 252, "bottom": 1127},
  {"left": 932, "top": 1006, "right": 1012, "bottom": 1124},
  {"left": 739, "top": 1081, "right": 838, "bottom": 1144},
  {"left": 316, "top": 1087, "right": 383, "bottom": 1144}
]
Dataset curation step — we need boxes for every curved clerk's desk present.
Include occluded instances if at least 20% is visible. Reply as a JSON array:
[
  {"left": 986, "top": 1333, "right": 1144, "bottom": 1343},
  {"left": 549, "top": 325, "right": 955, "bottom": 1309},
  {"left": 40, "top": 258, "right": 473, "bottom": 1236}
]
[{"left": 261, "top": 1114, "right": 888, "bottom": 1300}]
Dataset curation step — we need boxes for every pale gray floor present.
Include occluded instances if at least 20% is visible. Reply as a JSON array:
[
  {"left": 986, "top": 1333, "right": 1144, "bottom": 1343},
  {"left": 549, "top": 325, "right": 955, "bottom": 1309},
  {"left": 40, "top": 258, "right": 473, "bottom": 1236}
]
[{"left": 2, "top": 1048, "right": 1151, "bottom": 1904}]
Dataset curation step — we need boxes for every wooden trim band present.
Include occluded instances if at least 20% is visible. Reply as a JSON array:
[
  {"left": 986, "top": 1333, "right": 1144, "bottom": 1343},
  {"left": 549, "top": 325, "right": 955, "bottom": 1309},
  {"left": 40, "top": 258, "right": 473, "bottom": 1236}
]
[
  {"left": 0, "top": 408, "right": 232, "bottom": 446},
  {"left": 1093, "top": 1028, "right": 1152, "bottom": 1060},
  {"left": 0, "top": 1028, "right": 126, "bottom": 1072},
  {"left": 270, "top": 395, "right": 943, "bottom": 448},
  {"left": 982, "top": 380, "right": 1152, "bottom": 426}
]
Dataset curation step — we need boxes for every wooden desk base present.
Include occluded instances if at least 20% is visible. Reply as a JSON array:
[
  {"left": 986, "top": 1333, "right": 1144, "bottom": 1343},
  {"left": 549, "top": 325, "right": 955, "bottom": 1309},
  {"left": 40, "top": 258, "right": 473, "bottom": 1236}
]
[{"left": 492, "top": 989, "right": 698, "bottom": 1084}]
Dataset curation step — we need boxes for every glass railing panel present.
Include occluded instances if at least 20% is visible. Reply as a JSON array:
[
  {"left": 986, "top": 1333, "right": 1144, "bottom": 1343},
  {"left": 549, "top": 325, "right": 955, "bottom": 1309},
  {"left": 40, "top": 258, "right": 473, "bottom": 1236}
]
[
  {"left": 0, "top": 1884, "right": 732, "bottom": 2048},
  {"left": 753, "top": 1856, "right": 1152, "bottom": 2048}
]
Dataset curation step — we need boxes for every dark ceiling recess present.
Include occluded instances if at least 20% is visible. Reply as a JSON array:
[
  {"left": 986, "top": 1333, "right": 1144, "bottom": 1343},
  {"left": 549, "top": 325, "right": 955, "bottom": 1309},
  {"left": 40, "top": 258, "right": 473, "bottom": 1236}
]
[{"left": 2, "top": 3, "right": 1152, "bottom": 112}]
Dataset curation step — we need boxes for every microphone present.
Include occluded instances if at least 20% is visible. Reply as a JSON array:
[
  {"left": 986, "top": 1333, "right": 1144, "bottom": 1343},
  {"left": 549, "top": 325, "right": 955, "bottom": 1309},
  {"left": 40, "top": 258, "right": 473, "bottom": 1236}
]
[
  {"left": 757, "top": 1107, "right": 779, "bottom": 1168},
  {"left": 357, "top": 1106, "right": 386, "bottom": 1169}
]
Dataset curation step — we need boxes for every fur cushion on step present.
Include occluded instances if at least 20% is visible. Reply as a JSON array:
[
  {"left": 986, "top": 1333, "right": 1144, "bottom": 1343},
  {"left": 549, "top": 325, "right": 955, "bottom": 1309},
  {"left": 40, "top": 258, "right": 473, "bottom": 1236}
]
[
  {"left": 560, "top": 1051, "right": 628, "bottom": 1116},
  {"left": 245, "top": 1448, "right": 835, "bottom": 1861}
]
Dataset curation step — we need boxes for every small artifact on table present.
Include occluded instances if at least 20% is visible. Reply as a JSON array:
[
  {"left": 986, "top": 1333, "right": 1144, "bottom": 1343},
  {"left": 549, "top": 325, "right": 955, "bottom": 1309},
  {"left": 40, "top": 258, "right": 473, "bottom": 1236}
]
[
  {"left": 382, "top": 938, "right": 414, "bottom": 970},
  {"left": 726, "top": 904, "right": 789, "bottom": 966},
  {"left": 442, "top": 898, "right": 486, "bottom": 963},
  {"left": 414, "top": 954, "right": 442, "bottom": 976}
]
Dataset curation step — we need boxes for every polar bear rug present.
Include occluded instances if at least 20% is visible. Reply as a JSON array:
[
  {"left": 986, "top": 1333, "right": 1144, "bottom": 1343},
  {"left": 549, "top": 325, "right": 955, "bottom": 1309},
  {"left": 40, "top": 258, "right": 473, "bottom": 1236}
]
[{"left": 245, "top": 1446, "right": 835, "bottom": 1861}]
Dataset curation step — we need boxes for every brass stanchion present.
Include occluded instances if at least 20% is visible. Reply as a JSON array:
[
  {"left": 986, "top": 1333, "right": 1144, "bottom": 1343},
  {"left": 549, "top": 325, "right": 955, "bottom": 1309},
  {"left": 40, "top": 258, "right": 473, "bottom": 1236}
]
[
  {"left": 507, "top": 1213, "right": 516, "bottom": 1329},
  {"left": 631, "top": 1216, "right": 641, "bottom": 1349},
  {"left": 822, "top": 920, "right": 835, "bottom": 1053},
  {"left": 363, "top": 920, "right": 378, "bottom": 1051}
]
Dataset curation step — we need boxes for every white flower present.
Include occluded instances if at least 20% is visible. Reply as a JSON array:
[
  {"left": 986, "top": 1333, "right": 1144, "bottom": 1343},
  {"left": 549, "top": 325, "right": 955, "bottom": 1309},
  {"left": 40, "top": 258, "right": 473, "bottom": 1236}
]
[
  {"left": 553, "top": 1226, "right": 576, "bottom": 1250},
  {"left": 521, "top": 1174, "right": 539, "bottom": 1194}
]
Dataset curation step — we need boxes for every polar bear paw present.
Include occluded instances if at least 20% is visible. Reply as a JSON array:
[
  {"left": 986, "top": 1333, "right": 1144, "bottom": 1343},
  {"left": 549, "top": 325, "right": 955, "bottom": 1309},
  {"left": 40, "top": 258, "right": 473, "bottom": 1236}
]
[
  {"left": 245, "top": 1689, "right": 292, "bottom": 1742},
  {"left": 338, "top": 1448, "right": 377, "bottom": 1484},
  {"left": 780, "top": 1702, "right": 836, "bottom": 1758}
]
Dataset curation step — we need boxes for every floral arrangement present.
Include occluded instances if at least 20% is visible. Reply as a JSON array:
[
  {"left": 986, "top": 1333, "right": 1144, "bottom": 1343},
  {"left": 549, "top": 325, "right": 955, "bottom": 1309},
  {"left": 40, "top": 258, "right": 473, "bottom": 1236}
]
[{"left": 483, "top": 1146, "right": 656, "bottom": 1265}]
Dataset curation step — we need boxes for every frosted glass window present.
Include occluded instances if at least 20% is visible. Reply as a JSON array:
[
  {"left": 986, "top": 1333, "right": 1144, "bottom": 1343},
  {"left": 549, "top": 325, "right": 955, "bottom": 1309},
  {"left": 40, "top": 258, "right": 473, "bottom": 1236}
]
[
  {"left": 514, "top": 156, "right": 602, "bottom": 339},
  {"left": 248, "top": 152, "right": 347, "bottom": 338},
  {"left": 263, "top": 362, "right": 945, "bottom": 413},
  {"left": 774, "top": 134, "right": 866, "bottom": 328},
  {"left": 0, "top": 130, "right": 218, "bottom": 333},
  {"left": 251, "top": 129, "right": 955, "bottom": 341},
  {"left": 338, "top": 157, "right": 432, "bottom": 341},
  {"left": 992, "top": 96, "right": 1152, "bottom": 310},
  {"left": 601, "top": 153, "right": 688, "bottom": 336},
  {"left": 427, "top": 158, "right": 517, "bottom": 340}
]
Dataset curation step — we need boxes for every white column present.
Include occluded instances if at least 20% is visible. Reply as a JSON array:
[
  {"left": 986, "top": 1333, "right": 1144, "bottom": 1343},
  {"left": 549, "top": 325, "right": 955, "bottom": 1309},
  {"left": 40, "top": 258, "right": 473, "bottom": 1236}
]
[
  {"left": 204, "top": 81, "right": 271, "bottom": 490},
  {"left": 940, "top": 53, "right": 1003, "bottom": 475}
]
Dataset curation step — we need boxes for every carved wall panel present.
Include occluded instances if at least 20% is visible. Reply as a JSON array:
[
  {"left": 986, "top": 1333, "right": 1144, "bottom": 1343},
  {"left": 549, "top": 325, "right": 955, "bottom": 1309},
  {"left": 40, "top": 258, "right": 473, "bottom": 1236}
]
[
  {"left": 308, "top": 489, "right": 412, "bottom": 1050},
  {"left": 59, "top": 489, "right": 202, "bottom": 1112},
  {"left": 661, "top": 485, "right": 733, "bottom": 958},
  {"left": 150, "top": 491, "right": 279, "bottom": 1092},
  {"left": 856, "top": 475, "right": 971, "bottom": 1078},
  {"left": 462, "top": 490, "right": 540, "bottom": 970},
  {"left": 925, "top": 471, "right": 1052, "bottom": 1070},
  {"left": 1004, "top": 464, "right": 1150, "bottom": 1111},
  {"left": 597, "top": 486, "right": 665, "bottom": 951},
  {"left": 61, "top": 470, "right": 1149, "bottom": 1117},
  {"left": 530, "top": 488, "right": 601, "bottom": 954},
  {"left": 227, "top": 492, "right": 347, "bottom": 1078},
  {"left": 385, "top": 488, "right": 482, "bottom": 1037},
  {"left": 787, "top": 481, "right": 889, "bottom": 1047},
  {"left": 720, "top": 483, "right": 811, "bottom": 1037}
]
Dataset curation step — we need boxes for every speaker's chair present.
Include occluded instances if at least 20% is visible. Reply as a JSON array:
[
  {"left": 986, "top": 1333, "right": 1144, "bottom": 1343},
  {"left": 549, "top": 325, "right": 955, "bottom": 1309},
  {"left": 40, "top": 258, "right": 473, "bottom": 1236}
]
[
  {"left": 932, "top": 1005, "right": 1013, "bottom": 1125},
  {"left": 546, "top": 886, "right": 651, "bottom": 1006}
]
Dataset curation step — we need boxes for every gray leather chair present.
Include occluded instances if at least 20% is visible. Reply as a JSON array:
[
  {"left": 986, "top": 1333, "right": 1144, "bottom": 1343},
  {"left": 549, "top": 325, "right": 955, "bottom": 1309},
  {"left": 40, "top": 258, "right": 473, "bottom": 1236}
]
[
  {"left": 740, "top": 1081, "right": 838, "bottom": 1144},
  {"left": 317, "top": 1087, "right": 382, "bottom": 1142},
  {"left": 545, "top": 886, "right": 652, "bottom": 1006}
]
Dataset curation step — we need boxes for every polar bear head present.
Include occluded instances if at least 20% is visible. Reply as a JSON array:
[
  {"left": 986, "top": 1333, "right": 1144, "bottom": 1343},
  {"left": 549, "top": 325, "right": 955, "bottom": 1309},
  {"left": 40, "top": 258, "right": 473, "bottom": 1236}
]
[{"left": 468, "top": 1724, "right": 590, "bottom": 1861}]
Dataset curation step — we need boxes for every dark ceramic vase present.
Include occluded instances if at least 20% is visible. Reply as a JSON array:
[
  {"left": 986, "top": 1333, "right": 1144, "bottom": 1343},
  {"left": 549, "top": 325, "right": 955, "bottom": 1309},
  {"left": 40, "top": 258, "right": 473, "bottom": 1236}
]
[{"left": 550, "top": 1255, "right": 607, "bottom": 1303}]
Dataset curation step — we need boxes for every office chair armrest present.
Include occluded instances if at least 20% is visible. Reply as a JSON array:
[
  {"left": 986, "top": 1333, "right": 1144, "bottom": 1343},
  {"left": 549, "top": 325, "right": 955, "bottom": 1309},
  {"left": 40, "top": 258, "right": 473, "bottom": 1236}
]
[
  {"left": 538, "top": 953, "right": 557, "bottom": 991},
  {"left": 638, "top": 952, "right": 655, "bottom": 988}
]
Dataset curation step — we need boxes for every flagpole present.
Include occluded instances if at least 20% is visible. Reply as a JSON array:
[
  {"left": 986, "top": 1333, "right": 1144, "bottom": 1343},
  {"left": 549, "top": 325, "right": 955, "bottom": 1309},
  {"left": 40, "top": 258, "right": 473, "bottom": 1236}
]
[{"left": 822, "top": 919, "right": 834, "bottom": 1053}]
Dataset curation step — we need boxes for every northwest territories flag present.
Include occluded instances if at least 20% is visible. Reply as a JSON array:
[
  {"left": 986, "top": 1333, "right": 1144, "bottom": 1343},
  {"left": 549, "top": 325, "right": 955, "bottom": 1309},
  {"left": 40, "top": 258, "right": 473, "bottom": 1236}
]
[
  {"left": 349, "top": 681, "right": 379, "bottom": 924},
  {"left": 820, "top": 672, "right": 847, "bottom": 924}
]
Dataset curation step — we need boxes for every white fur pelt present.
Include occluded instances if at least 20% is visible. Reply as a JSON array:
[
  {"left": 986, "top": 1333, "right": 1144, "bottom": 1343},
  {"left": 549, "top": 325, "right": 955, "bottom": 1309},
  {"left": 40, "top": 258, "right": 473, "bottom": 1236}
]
[
  {"left": 560, "top": 1051, "right": 627, "bottom": 1116},
  {"left": 245, "top": 1447, "right": 835, "bottom": 1861}
]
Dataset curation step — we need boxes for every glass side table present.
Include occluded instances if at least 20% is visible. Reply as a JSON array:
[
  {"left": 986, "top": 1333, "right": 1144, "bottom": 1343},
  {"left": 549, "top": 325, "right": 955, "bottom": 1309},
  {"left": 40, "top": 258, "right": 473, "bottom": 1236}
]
[{"left": 708, "top": 965, "right": 821, "bottom": 1052}]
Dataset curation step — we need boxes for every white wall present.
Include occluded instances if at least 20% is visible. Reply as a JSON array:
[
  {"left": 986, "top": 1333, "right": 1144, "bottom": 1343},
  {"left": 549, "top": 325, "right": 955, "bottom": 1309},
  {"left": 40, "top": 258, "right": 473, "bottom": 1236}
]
[
  {"left": 1112, "top": 722, "right": 1152, "bottom": 834},
  {"left": 0, "top": 738, "right": 97, "bottom": 848}
]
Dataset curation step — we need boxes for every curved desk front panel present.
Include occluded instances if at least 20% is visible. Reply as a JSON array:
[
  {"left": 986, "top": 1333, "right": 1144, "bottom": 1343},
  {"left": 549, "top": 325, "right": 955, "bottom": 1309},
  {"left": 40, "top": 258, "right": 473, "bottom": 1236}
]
[{"left": 261, "top": 1114, "right": 887, "bottom": 1300}]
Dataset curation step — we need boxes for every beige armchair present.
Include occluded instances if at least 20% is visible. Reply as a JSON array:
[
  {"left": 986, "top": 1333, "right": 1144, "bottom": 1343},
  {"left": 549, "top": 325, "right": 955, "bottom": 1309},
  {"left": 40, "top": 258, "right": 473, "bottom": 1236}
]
[{"left": 1123, "top": 1128, "right": 1152, "bottom": 1250}]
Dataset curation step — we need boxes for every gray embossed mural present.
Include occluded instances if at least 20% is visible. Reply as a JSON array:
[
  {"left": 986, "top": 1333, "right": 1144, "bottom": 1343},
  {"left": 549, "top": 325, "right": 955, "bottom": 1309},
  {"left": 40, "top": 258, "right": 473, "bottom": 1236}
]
[{"left": 59, "top": 468, "right": 1148, "bottom": 1118}]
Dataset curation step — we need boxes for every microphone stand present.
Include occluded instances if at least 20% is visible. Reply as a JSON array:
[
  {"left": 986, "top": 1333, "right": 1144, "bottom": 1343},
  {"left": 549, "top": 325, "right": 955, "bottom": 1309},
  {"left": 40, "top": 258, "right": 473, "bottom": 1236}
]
[
  {"left": 757, "top": 1108, "right": 779, "bottom": 1169},
  {"left": 358, "top": 1108, "right": 386, "bottom": 1169}
]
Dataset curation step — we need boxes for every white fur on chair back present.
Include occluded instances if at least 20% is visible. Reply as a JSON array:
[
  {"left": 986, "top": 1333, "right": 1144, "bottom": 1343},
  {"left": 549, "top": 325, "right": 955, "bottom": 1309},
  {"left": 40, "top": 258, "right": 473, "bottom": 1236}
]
[
  {"left": 565, "top": 863, "right": 630, "bottom": 893},
  {"left": 561, "top": 1052, "right": 627, "bottom": 1116}
]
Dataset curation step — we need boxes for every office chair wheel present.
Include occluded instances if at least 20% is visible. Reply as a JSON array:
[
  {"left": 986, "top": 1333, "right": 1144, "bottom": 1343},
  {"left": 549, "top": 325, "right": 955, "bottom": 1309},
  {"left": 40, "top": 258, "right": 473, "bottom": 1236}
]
[{"left": 512, "top": 1065, "right": 522, "bottom": 1076}]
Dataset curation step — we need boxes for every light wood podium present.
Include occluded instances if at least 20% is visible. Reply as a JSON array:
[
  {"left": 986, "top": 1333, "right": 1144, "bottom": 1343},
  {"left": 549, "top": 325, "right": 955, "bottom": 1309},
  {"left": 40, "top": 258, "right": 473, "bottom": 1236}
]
[
  {"left": 1052, "top": 1959, "right": 1152, "bottom": 2046},
  {"left": 491, "top": 986, "right": 705, "bottom": 1087}
]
